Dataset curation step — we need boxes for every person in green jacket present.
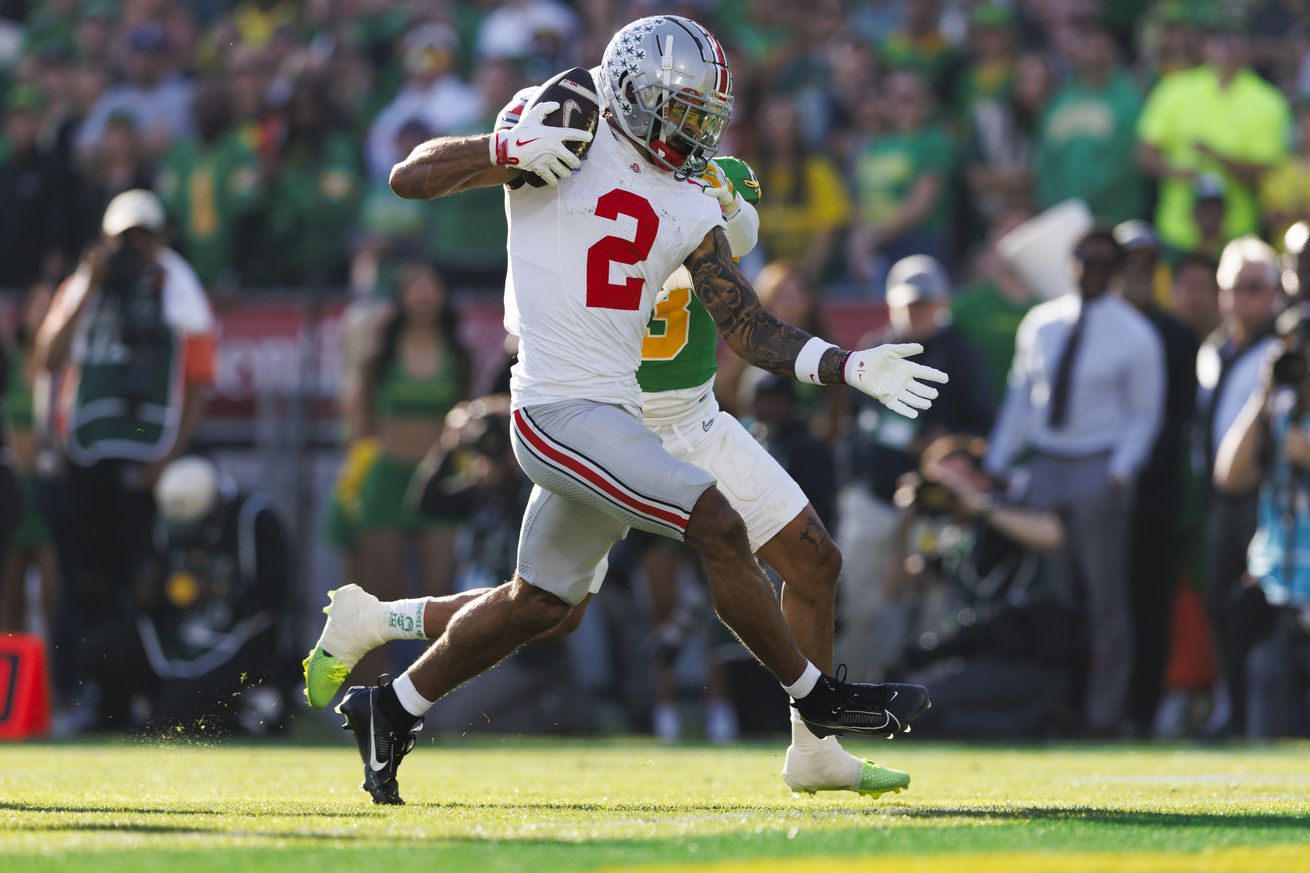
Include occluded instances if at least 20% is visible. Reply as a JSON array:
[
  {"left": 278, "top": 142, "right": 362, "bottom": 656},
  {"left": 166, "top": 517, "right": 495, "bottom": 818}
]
[
  {"left": 155, "top": 82, "right": 264, "bottom": 289},
  {"left": 1035, "top": 14, "right": 1145, "bottom": 225}
]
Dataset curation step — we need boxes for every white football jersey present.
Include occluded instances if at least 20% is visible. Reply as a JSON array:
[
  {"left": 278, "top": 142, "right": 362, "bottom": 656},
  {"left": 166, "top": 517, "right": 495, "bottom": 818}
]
[{"left": 504, "top": 115, "right": 725, "bottom": 412}]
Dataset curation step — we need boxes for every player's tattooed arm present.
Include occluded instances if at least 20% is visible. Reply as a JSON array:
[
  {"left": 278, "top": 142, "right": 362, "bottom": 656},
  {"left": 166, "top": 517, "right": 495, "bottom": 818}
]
[
  {"left": 389, "top": 135, "right": 518, "bottom": 200},
  {"left": 686, "top": 228, "right": 848, "bottom": 383}
]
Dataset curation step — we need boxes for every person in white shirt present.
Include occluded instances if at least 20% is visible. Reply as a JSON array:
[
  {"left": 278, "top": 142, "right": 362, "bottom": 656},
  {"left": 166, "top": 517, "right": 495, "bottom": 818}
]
[
  {"left": 1195, "top": 236, "right": 1282, "bottom": 737},
  {"left": 75, "top": 23, "right": 194, "bottom": 161},
  {"left": 987, "top": 227, "right": 1165, "bottom": 736},
  {"left": 365, "top": 24, "right": 483, "bottom": 182}
]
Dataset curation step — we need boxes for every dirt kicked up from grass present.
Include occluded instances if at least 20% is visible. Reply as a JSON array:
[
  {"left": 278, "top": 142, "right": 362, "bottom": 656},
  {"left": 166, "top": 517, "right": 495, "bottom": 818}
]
[{"left": 1, "top": 739, "right": 1307, "bottom": 873}]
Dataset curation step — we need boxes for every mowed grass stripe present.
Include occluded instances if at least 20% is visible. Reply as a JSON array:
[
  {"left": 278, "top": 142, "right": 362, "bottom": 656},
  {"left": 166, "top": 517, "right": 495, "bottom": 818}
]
[
  {"left": 605, "top": 845, "right": 1310, "bottom": 873},
  {"left": 0, "top": 741, "right": 1307, "bottom": 872}
]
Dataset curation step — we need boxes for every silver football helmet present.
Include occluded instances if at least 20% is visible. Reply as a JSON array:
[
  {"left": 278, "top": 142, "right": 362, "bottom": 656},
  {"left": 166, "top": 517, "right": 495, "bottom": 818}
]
[{"left": 598, "top": 16, "right": 733, "bottom": 179}]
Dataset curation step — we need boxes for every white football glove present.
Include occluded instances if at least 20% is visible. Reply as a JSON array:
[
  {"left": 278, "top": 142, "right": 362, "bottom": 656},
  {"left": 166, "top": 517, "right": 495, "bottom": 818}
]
[
  {"left": 843, "top": 343, "right": 949, "bottom": 419},
  {"left": 490, "top": 101, "right": 593, "bottom": 186},
  {"left": 694, "top": 161, "right": 741, "bottom": 218}
]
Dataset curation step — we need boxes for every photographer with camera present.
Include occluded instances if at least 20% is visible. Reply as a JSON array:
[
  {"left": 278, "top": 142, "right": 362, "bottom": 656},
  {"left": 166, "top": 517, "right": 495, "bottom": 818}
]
[
  {"left": 888, "top": 435, "right": 1074, "bottom": 738},
  {"left": 34, "top": 189, "right": 216, "bottom": 710},
  {"left": 1214, "top": 305, "right": 1310, "bottom": 737}
]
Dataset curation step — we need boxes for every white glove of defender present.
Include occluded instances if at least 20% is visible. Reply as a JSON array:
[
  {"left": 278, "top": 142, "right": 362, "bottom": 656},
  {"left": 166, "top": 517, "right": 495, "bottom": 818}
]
[
  {"left": 844, "top": 343, "right": 949, "bottom": 419},
  {"left": 490, "top": 101, "right": 593, "bottom": 186},
  {"left": 694, "top": 161, "right": 741, "bottom": 218}
]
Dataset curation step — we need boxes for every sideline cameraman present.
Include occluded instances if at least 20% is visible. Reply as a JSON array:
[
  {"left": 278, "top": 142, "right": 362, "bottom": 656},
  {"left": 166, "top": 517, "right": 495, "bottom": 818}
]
[
  {"left": 1214, "top": 306, "right": 1310, "bottom": 736},
  {"left": 34, "top": 189, "right": 215, "bottom": 686},
  {"left": 888, "top": 435, "right": 1075, "bottom": 737}
]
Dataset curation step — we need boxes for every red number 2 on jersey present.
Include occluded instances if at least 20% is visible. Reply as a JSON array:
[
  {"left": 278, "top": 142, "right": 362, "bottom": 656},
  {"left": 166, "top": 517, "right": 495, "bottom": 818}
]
[{"left": 586, "top": 189, "right": 660, "bottom": 311}]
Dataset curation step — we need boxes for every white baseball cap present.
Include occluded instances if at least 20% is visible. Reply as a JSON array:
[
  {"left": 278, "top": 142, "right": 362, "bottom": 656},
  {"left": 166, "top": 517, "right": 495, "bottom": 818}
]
[
  {"left": 102, "top": 188, "right": 166, "bottom": 237},
  {"left": 886, "top": 255, "right": 951, "bottom": 308}
]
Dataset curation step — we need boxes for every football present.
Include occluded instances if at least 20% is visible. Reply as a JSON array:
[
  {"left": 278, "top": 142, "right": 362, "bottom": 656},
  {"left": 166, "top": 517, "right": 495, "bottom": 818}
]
[{"left": 517, "top": 66, "right": 601, "bottom": 188}]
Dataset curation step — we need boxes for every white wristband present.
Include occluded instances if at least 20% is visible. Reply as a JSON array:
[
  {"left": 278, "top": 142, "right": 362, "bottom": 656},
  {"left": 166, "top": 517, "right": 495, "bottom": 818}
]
[
  {"left": 795, "top": 337, "right": 836, "bottom": 386},
  {"left": 488, "top": 130, "right": 501, "bottom": 165}
]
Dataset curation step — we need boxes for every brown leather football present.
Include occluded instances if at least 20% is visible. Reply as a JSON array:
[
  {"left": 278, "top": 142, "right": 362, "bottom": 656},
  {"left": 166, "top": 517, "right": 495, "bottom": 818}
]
[{"left": 517, "top": 66, "right": 601, "bottom": 188}]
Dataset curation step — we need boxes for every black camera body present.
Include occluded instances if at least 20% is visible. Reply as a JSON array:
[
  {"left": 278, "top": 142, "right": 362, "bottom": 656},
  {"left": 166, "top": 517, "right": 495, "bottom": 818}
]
[
  {"left": 905, "top": 476, "right": 957, "bottom": 518},
  {"left": 1273, "top": 350, "right": 1309, "bottom": 387}
]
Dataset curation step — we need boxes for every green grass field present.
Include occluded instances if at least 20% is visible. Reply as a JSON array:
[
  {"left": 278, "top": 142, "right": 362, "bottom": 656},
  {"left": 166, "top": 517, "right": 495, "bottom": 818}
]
[{"left": 2, "top": 739, "right": 1308, "bottom": 873}]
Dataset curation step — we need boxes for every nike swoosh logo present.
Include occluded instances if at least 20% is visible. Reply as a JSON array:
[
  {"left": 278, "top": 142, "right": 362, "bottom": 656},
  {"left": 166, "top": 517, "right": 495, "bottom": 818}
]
[
  {"left": 368, "top": 711, "right": 387, "bottom": 771},
  {"left": 515, "top": 137, "right": 540, "bottom": 147},
  {"left": 702, "top": 419, "right": 714, "bottom": 432}
]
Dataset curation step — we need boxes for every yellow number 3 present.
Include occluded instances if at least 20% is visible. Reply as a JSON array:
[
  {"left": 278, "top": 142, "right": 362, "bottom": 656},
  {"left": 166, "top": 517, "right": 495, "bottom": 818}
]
[{"left": 643, "top": 286, "right": 692, "bottom": 360}]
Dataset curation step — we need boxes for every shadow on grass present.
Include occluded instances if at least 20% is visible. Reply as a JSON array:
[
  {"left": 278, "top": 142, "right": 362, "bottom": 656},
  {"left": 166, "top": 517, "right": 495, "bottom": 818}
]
[
  {"left": 882, "top": 805, "right": 1310, "bottom": 830},
  {"left": 0, "top": 800, "right": 372, "bottom": 819}
]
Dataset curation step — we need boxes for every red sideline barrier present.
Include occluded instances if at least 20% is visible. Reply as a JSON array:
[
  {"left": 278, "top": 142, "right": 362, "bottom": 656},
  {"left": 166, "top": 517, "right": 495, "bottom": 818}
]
[{"left": 0, "top": 634, "right": 52, "bottom": 740}]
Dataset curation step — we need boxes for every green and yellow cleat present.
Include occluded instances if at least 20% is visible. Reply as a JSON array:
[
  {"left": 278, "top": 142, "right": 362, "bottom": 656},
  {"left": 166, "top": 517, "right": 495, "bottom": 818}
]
[
  {"left": 852, "top": 760, "right": 910, "bottom": 797},
  {"left": 787, "top": 760, "right": 910, "bottom": 799},
  {"left": 303, "top": 584, "right": 385, "bottom": 709}
]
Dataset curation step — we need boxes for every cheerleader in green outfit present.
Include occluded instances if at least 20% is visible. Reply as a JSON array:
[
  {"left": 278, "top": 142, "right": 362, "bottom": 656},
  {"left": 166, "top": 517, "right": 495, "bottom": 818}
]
[
  {"left": 347, "top": 263, "right": 468, "bottom": 677},
  {"left": 2, "top": 284, "right": 59, "bottom": 633}
]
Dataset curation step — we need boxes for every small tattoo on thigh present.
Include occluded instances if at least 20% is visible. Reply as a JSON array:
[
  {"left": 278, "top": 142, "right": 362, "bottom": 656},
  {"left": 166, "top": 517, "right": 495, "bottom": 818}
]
[{"left": 799, "top": 514, "right": 822, "bottom": 553}]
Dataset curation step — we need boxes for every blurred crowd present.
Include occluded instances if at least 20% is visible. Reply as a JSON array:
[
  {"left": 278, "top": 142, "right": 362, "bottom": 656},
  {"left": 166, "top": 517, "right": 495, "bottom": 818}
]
[{"left": 4, "top": 0, "right": 1310, "bottom": 739}]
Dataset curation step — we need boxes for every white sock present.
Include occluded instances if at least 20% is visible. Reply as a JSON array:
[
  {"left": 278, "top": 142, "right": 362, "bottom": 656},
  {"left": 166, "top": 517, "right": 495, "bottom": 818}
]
[
  {"left": 392, "top": 671, "right": 435, "bottom": 717},
  {"left": 781, "top": 661, "right": 822, "bottom": 700},
  {"left": 789, "top": 705, "right": 827, "bottom": 751},
  {"left": 379, "top": 597, "right": 428, "bottom": 641}
]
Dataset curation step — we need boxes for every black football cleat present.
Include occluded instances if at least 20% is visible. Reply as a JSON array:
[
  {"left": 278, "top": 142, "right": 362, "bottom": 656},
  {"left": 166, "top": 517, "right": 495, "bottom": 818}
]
[
  {"left": 336, "top": 680, "right": 422, "bottom": 805},
  {"left": 792, "top": 666, "right": 931, "bottom": 739}
]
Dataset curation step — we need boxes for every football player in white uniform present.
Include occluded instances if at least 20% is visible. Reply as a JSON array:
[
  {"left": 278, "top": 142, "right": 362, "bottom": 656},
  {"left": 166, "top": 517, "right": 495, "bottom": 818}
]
[{"left": 306, "top": 16, "right": 948, "bottom": 805}]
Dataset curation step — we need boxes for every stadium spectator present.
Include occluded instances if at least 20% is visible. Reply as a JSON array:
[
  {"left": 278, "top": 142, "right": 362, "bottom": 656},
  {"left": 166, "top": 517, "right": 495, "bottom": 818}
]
[
  {"left": 1184, "top": 173, "right": 1231, "bottom": 264},
  {"left": 80, "top": 456, "right": 291, "bottom": 733},
  {"left": 1034, "top": 14, "right": 1145, "bottom": 226},
  {"left": 962, "top": 51, "right": 1049, "bottom": 229},
  {"left": 1214, "top": 306, "right": 1310, "bottom": 737},
  {"left": 1114, "top": 220, "right": 1200, "bottom": 735},
  {"left": 1137, "top": 2, "right": 1202, "bottom": 82},
  {"left": 229, "top": 0, "right": 300, "bottom": 52},
  {"left": 949, "top": 210, "right": 1038, "bottom": 406},
  {"left": 748, "top": 96, "right": 851, "bottom": 278},
  {"left": 348, "top": 263, "right": 469, "bottom": 680},
  {"left": 0, "top": 283, "right": 59, "bottom": 635},
  {"left": 986, "top": 228, "right": 1165, "bottom": 736},
  {"left": 154, "top": 82, "right": 264, "bottom": 290},
  {"left": 365, "top": 23, "right": 483, "bottom": 183},
  {"left": 1195, "top": 237, "right": 1283, "bottom": 736},
  {"left": 1170, "top": 253, "right": 1222, "bottom": 341},
  {"left": 849, "top": 68, "right": 956, "bottom": 293},
  {"left": 838, "top": 255, "right": 993, "bottom": 679},
  {"left": 878, "top": 0, "right": 961, "bottom": 104},
  {"left": 1283, "top": 222, "right": 1310, "bottom": 303},
  {"left": 258, "top": 73, "right": 360, "bottom": 286},
  {"left": 952, "top": 4, "right": 1016, "bottom": 124},
  {"left": 74, "top": 22, "right": 194, "bottom": 161},
  {"left": 71, "top": 0, "right": 116, "bottom": 70},
  {"left": 220, "top": 46, "right": 269, "bottom": 135},
  {"left": 716, "top": 262, "right": 846, "bottom": 440},
  {"left": 422, "top": 58, "right": 520, "bottom": 289},
  {"left": 474, "top": 0, "right": 580, "bottom": 67},
  {"left": 33, "top": 189, "right": 216, "bottom": 708},
  {"left": 889, "top": 435, "right": 1076, "bottom": 739},
  {"left": 1259, "top": 98, "right": 1310, "bottom": 249},
  {"left": 767, "top": 0, "right": 847, "bottom": 144},
  {"left": 0, "top": 86, "right": 66, "bottom": 288},
  {"left": 1137, "top": 17, "right": 1292, "bottom": 254},
  {"left": 75, "top": 112, "right": 156, "bottom": 246},
  {"left": 750, "top": 374, "right": 838, "bottom": 529}
]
